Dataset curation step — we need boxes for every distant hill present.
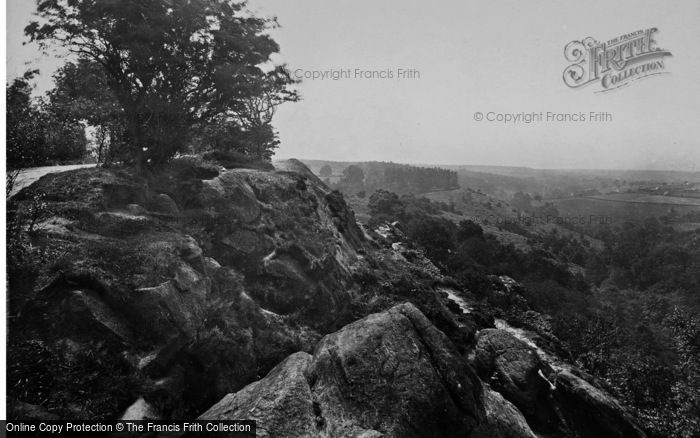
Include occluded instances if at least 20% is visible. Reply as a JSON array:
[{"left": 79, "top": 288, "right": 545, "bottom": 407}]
[
  {"left": 442, "top": 165, "right": 700, "bottom": 199},
  {"left": 302, "top": 159, "right": 459, "bottom": 195},
  {"left": 304, "top": 158, "right": 700, "bottom": 237}
]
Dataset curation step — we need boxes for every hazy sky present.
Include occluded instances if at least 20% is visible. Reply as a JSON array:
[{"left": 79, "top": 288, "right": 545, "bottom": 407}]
[{"left": 6, "top": 0, "right": 700, "bottom": 170}]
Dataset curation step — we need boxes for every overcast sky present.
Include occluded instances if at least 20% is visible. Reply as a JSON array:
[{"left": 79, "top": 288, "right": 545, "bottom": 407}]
[{"left": 6, "top": 0, "right": 700, "bottom": 171}]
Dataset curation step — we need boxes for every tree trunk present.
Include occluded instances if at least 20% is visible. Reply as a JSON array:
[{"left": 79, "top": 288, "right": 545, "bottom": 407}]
[{"left": 126, "top": 112, "right": 147, "bottom": 174}]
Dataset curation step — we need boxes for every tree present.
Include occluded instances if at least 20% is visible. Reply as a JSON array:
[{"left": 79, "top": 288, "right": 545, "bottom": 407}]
[
  {"left": 7, "top": 72, "right": 44, "bottom": 169},
  {"left": 27, "top": 0, "right": 298, "bottom": 170},
  {"left": 335, "top": 165, "right": 365, "bottom": 195},
  {"left": 319, "top": 165, "right": 333, "bottom": 177},
  {"left": 342, "top": 165, "right": 365, "bottom": 185},
  {"left": 41, "top": 108, "right": 88, "bottom": 163},
  {"left": 368, "top": 189, "right": 405, "bottom": 226},
  {"left": 456, "top": 220, "right": 484, "bottom": 241},
  {"left": 405, "top": 217, "right": 455, "bottom": 266},
  {"left": 512, "top": 191, "right": 533, "bottom": 212},
  {"left": 48, "top": 60, "right": 126, "bottom": 163},
  {"left": 226, "top": 77, "right": 297, "bottom": 160},
  {"left": 7, "top": 71, "right": 87, "bottom": 169}
]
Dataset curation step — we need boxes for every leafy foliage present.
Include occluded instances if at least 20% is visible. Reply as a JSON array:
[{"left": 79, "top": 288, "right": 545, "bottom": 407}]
[
  {"left": 7, "top": 73, "right": 87, "bottom": 168},
  {"left": 26, "top": 0, "right": 298, "bottom": 169},
  {"left": 49, "top": 60, "right": 127, "bottom": 163}
]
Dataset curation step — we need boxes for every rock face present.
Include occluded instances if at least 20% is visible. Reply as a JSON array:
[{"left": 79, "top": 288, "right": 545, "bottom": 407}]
[
  {"left": 6, "top": 159, "right": 472, "bottom": 421},
  {"left": 473, "top": 328, "right": 647, "bottom": 438},
  {"left": 554, "top": 370, "right": 647, "bottom": 438},
  {"left": 474, "top": 329, "right": 557, "bottom": 431},
  {"left": 202, "top": 303, "right": 484, "bottom": 438},
  {"left": 472, "top": 386, "right": 537, "bottom": 438},
  {"left": 7, "top": 160, "right": 367, "bottom": 419},
  {"left": 200, "top": 352, "right": 317, "bottom": 438}
]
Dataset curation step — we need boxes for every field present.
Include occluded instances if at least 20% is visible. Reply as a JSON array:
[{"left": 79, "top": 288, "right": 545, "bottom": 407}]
[
  {"left": 552, "top": 194, "right": 700, "bottom": 224},
  {"left": 588, "top": 193, "right": 700, "bottom": 205}
]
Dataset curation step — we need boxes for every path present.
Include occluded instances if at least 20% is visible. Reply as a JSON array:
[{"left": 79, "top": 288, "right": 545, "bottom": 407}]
[{"left": 8, "top": 164, "right": 95, "bottom": 197}]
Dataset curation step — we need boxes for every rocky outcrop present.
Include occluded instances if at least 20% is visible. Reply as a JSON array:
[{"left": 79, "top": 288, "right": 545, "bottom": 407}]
[
  {"left": 473, "top": 327, "right": 646, "bottom": 438},
  {"left": 554, "top": 370, "right": 647, "bottom": 438},
  {"left": 474, "top": 329, "right": 557, "bottom": 431},
  {"left": 7, "top": 159, "right": 364, "bottom": 419},
  {"left": 201, "top": 303, "right": 484, "bottom": 438},
  {"left": 7, "top": 159, "right": 472, "bottom": 421},
  {"left": 472, "top": 386, "right": 537, "bottom": 438},
  {"left": 7, "top": 158, "right": 649, "bottom": 438},
  {"left": 200, "top": 352, "right": 317, "bottom": 438}
]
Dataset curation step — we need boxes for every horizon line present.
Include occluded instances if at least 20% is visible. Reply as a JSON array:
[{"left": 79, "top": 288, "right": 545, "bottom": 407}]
[{"left": 277, "top": 157, "right": 700, "bottom": 175}]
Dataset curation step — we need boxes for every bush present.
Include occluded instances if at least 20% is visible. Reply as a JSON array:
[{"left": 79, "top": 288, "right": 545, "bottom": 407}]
[
  {"left": 405, "top": 216, "right": 456, "bottom": 267},
  {"left": 7, "top": 192, "right": 52, "bottom": 282}
]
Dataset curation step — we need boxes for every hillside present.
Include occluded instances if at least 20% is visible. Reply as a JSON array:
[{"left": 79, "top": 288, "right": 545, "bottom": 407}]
[
  {"left": 309, "top": 161, "right": 700, "bottom": 438},
  {"left": 6, "top": 159, "right": 649, "bottom": 437}
]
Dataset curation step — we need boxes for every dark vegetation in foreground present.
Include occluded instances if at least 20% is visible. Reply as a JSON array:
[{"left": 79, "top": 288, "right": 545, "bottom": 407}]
[{"left": 367, "top": 189, "right": 700, "bottom": 437}]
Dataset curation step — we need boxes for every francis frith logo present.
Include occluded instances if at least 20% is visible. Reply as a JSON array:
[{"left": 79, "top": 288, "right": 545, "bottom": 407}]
[{"left": 563, "top": 28, "right": 672, "bottom": 92}]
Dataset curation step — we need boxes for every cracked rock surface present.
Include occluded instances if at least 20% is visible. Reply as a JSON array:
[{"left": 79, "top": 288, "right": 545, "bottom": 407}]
[{"left": 201, "top": 303, "right": 484, "bottom": 438}]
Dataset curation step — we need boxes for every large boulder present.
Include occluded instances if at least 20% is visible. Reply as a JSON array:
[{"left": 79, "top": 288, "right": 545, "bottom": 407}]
[
  {"left": 147, "top": 193, "right": 180, "bottom": 215},
  {"left": 200, "top": 352, "right": 317, "bottom": 438},
  {"left": 474, "top": 329, "right": 557, "bottom": 431},
  {"left": 201, "top": 303, "right": 485, "bottom": 438},
  {"left": 475, "top": 328, "right": 648, "bottom": 438},
  {"left": 472, "top": 386, "right": 537, "bottom": 438},
  {"left": 309, "top": 303, "right": 484, "bottom": 437},
  {"left": 554, "top": 370, "right": 647, "bottom": 438}
]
